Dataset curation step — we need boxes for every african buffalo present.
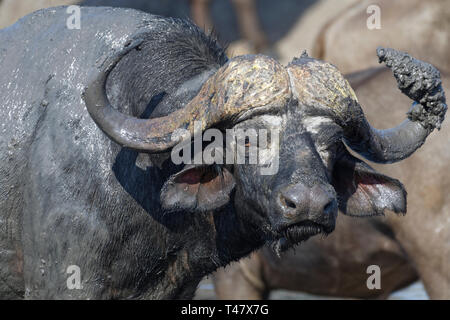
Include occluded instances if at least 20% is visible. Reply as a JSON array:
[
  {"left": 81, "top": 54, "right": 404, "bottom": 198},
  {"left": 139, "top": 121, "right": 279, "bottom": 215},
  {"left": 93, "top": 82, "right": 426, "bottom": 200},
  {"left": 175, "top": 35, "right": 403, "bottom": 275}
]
[{"left": 0, "top": 6, "right": 445, "bottom": 299}]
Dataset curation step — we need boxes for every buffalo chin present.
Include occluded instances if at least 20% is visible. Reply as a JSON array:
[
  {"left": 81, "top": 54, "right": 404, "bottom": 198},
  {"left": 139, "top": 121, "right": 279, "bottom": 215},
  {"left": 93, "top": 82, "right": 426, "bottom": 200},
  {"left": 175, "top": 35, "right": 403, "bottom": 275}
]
[{"left": 273, "top": 221, "right": 333, "bottom": 256}]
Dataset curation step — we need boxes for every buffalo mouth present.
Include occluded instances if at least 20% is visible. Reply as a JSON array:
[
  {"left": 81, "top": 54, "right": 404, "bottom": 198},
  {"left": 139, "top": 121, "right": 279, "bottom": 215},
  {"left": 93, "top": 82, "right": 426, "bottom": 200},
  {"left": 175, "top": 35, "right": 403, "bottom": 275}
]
[{"left": 273, "top": 220, "right": 334, "bottom": 255}]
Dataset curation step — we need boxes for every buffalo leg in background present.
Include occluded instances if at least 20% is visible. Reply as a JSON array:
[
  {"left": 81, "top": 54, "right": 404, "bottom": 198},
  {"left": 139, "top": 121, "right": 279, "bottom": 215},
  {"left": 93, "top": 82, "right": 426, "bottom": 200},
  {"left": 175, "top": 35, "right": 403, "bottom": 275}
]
[
  {"left": 190, "top": 0, "right": 268, "bottom": 53},
  {"left": 231, "top": 0, "right": 268, "bottom": 52},
  {"left": 190, "top": 0, "right": 214, "bottom": 32}
]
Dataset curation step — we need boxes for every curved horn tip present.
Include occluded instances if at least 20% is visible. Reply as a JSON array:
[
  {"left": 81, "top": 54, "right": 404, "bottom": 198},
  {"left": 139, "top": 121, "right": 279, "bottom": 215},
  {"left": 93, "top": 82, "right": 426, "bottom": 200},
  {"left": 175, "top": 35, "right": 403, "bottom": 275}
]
[{"left": 376, "top": 46, "right": 387, "bottom": 61}]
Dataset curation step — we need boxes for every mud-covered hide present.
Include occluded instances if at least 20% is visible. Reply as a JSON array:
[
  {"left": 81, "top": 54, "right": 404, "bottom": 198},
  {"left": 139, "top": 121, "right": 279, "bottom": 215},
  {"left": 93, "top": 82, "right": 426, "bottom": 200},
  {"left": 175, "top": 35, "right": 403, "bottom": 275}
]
[{"left": 0, "top": 7, "right": 196, "bottom": 299}]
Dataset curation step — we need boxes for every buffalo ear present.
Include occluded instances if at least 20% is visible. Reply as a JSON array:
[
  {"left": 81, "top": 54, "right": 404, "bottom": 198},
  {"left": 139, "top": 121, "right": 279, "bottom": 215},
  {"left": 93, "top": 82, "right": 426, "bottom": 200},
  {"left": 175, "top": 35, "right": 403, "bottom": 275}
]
[
  {"left": 160, "top": 164, "right": 235, "bottom": 212},
  {"left": 332, "top": 152, "right": 406, "bottom": 217}
]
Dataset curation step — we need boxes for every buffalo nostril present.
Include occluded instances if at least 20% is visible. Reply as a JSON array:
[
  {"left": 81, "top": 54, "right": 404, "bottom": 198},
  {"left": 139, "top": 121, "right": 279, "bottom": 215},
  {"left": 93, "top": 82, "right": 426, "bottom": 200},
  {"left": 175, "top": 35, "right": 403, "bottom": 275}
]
[
  {"left": 283, "top": 197, "right": 297, "bottom": 209},
  {"left": 323, "top": 200, "right": 335, "bottom": 215},
  {"left": 277, "top": 184, "right": 309, "bottom": 215}
]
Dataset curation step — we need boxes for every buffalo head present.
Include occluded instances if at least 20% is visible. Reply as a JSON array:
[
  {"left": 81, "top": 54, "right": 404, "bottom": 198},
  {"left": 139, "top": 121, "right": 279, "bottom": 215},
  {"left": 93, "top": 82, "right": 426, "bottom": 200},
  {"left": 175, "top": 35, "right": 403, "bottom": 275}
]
[{"left": 83, "top": 41, "right": 446, "bottom": 252}]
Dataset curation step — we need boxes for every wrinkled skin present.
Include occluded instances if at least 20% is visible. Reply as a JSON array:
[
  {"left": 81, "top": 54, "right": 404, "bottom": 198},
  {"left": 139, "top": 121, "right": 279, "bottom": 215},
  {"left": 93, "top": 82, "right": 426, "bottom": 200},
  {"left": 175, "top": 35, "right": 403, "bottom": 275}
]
[
  {"left": 213, "top": 68, "right": 450, "bottom": 300},
  {"left": 0, "top": 7, "right": 443, "bottom": 299}
]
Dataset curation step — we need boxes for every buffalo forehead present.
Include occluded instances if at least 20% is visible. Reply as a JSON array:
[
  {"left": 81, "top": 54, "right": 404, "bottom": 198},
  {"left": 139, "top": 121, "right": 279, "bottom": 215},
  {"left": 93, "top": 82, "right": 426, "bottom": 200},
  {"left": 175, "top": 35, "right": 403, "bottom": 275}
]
[
  {"left": 212, "top": 55, "right": 292, "bottom": 117},
  {"left": 287, "top": 60, "right": 359, "bottom": 118}
]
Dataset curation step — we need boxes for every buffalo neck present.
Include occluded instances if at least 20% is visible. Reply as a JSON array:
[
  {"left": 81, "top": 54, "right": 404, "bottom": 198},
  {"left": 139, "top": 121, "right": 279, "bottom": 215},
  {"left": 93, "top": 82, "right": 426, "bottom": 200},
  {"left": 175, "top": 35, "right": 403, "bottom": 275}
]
[
  {"left": 112, "top": 152, "right": 265, "bottom": 299},
  {"left": 138, "top": 202, "right": 265, "bottom": 299}
]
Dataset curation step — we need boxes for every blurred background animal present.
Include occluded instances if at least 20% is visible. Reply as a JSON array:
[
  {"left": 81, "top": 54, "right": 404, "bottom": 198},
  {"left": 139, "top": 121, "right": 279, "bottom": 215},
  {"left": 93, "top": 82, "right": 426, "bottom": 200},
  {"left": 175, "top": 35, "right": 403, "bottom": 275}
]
[
  {"left": 190, "top": 0, "right": 268, "bottom": 53},
  {"left": 0, "top": 0, "right": 315, "bottom": 56},
  {"left": 311, "top": 0, "right": 450, "bottom": 74}
]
